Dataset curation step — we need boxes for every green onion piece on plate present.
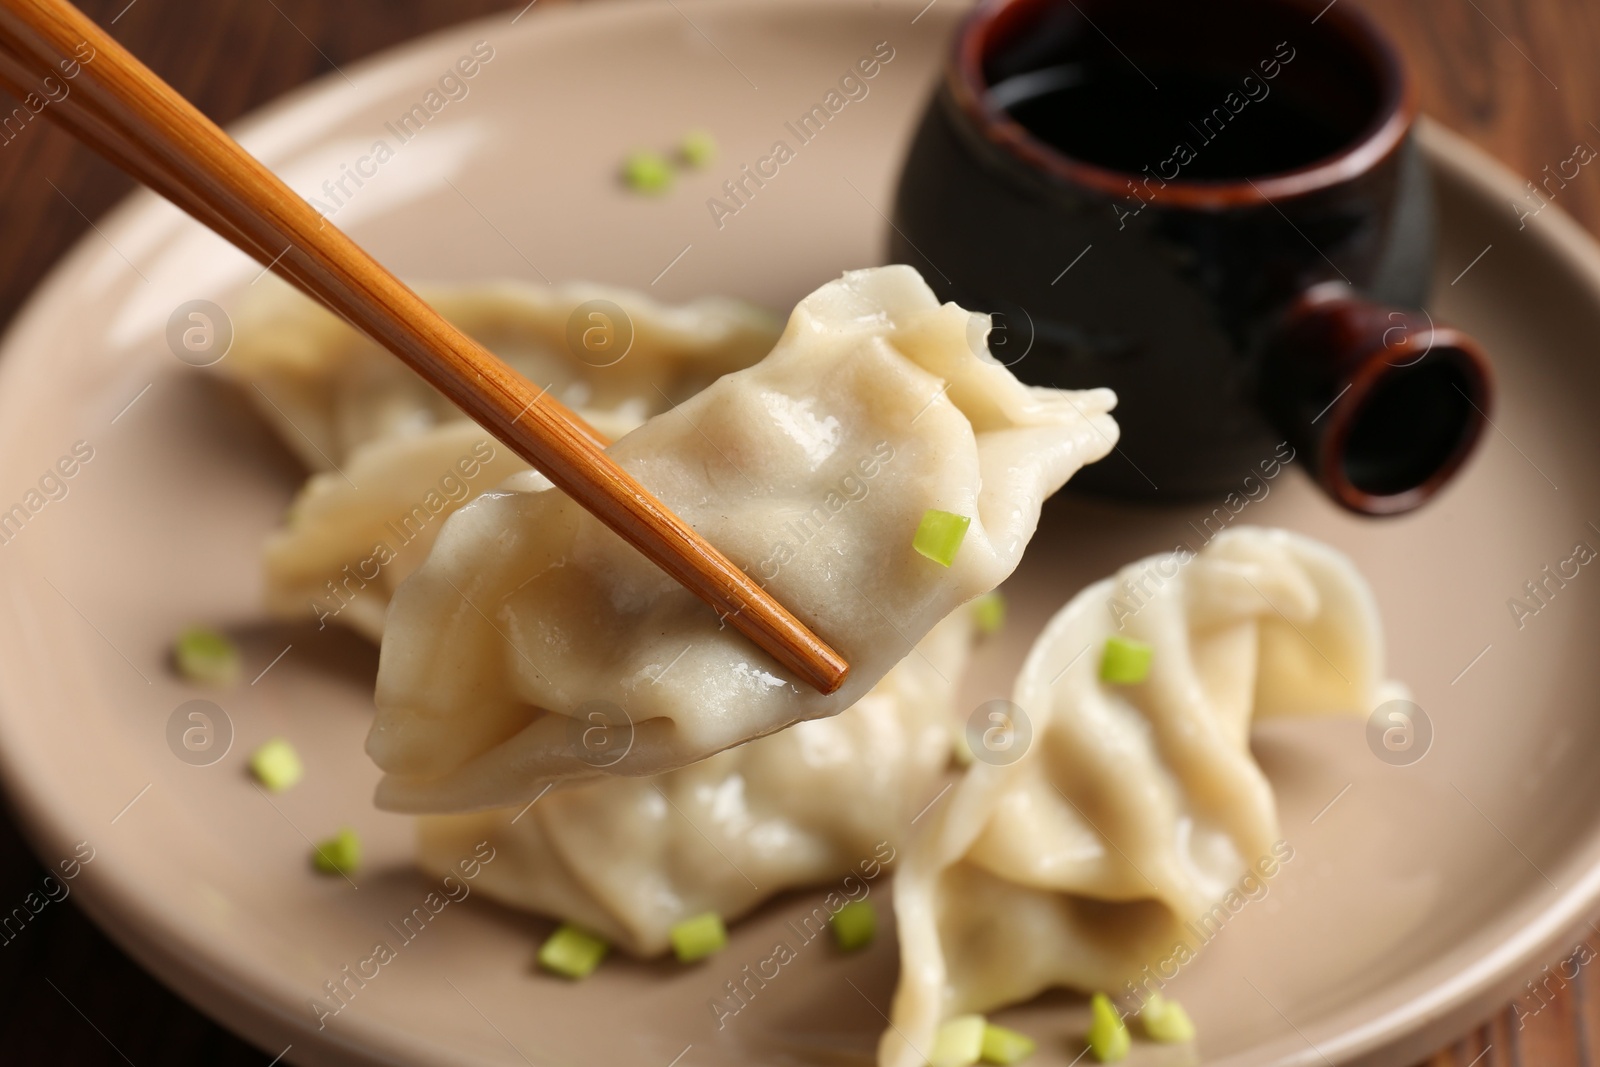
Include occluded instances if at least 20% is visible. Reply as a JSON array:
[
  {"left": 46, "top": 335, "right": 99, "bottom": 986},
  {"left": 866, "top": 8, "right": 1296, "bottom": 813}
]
[
  {"left": 914, "top": 509, "right": 971, "bottom": 567},
  {"left": 622, "top": 151, "right": 674, "bottom": 194},
  {"left": 930, "top": 1014, "right": 986, "bottom": 1067},
  {"left": 679, "top": 129, "right": 717, "bottom": 168},
  {"left": 669, "top": 911, "right": 728, "bottom": 962},
  {"left": 312, "top": 827, "right": 361, "bottom": 877},
  {"left": 971, "top": 591, "right": 1007, "bottom": 635},
  {"left": 1099, "top": 634, "right": 1153, "bottom": 685},
  {"left": 980, "top": 1022, "right": 1037, "bottom": 1064},
  {"left": 952, "top": 728, "right": 976, "bottom": 767},
  {"left": 830, "top": 899, "right": 876, "bottom": 951},
  {"left": 1141, "top": 992, "right": 1196, "bottom": 1044},
  {"left": 1087, "top": 992, "right": 1130, "bottom": 1063},
  {"left": 538, "top": 923, "right": 609, "bottom": 979},
  {"left": 250, "top": 737, "right": 303, "bottom": 792},
  {"left": 173, "top": 625, "right": 239, "bottom": 686}
]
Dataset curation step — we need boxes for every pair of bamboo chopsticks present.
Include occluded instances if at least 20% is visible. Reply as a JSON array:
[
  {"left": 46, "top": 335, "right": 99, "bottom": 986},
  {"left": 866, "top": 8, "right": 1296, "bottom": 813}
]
[{"left": 0, "top": 0, "right": 849, "bottom": 694}]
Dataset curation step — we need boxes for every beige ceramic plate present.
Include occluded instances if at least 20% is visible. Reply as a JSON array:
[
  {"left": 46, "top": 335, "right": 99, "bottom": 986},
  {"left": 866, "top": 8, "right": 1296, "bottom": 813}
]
[{"left": 0, "top": 1, "right": 1596, "bottom": 1064}]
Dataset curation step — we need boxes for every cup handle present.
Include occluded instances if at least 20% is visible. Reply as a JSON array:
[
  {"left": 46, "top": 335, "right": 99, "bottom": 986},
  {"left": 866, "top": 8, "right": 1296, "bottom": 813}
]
[{"left": 1258, "top": 281, "right": 1494, "bottom": 516}]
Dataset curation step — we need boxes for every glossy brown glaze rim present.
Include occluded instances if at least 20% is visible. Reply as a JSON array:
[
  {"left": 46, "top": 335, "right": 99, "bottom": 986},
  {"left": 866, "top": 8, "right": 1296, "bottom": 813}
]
[
  {"left": 947, "top": 0, "right": 1417, "bottom": 206},
  {"left": 1318, "top": 326, "right": 1494, "bottom": 515}
]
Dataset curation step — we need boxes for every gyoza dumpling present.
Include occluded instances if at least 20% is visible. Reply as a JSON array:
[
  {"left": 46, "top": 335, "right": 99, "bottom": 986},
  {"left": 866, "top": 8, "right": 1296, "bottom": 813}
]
[
  {"left": 371, "top": 265, "right": 1119, "bottom": 812},
  {"left": 226, "top": 280, "right": 781, "bottom": 639},
  {"left": 416, "top": 610, "right": 973, "bottom": 956},
  {"left": 223, "top": 277, "right": 782, "bottom": 469},
  {"left": 880, "top": 527, "right": 1395, "bottom": 1067}
]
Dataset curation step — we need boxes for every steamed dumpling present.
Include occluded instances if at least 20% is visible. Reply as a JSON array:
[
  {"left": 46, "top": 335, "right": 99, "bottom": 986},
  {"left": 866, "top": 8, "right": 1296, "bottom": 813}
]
[
  {"left": 225, "top": 279, "right": 781, "bottom": 639},
  {"left": 225, "top": 277, "right": 781, "bottom": 468},
  {"left": 371, "top": 265, "right": 1119, "bottom": 812},
  {"left": 416, "top": 610, "right": 973, "bottom": 957},
  {"left": 881, "top": 527, "right": 1395, "bottom": 1067}
]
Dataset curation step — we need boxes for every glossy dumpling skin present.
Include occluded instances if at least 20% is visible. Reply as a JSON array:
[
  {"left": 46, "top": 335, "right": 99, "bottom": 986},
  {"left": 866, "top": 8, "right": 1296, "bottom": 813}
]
[
  {"left": 880, "top": 527, "right": 1394, "bottom": 1067},
  {"left": 223, "top": 277, "right": 782, "bottom": 469},
  {"left": 416, "top": 611, "right": 973, "bottom": 957},
  {"left": 371, "top": 265, "right": 1119, "bottom": 812},
  {"left": 225, "top": 280, "right": 781, "bottom": 640}
]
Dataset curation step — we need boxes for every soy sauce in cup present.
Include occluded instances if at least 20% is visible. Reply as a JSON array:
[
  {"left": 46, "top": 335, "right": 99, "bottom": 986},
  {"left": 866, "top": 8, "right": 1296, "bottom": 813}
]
[
  {"left": 999, "top": 55, "right": 1346, "bottom": 180},
  {"left": 890, "top": 0, "right": 1492, "bottom": 515}
]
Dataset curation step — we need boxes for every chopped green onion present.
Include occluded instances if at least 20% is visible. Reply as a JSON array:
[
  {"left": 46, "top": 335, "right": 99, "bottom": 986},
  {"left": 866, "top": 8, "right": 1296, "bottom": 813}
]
[
  {"left": 930, "top": 1014, "right": 986, "bottom": 1067},
  {"left": 914, "top": 509, "right": 971, "bottom": 567},
  {"left": 679, "top": 129, "right": 718, "bottom": 168},
  {"left": 622, "top": 151, "right": 674, "bottom": 195},
  {"left": 312, "top": 827, "right": 361, "bottom": 876},
  {"left": 173, "top": 626, "right": 239, "bottom": 686},
  {"left": 1099, "top": 635, "right": 1153, "bottom": 685},
  {"left": 1087, "top": 993, "right": 1130, "bottom": 1063},
  {"left": 830, "top": 900, "right": 876, "bottom": 951},
  {"left": 971, "top": 591, "right": 1007, "bottom": 635},
  {"left": 670, "top": 911, "right": 727, "bottom": 963},
  {"left": 538, "top": 923, "right": 609, "bottom": 979},
  {"left": 249, "top": 737, "right": 303, "bottom": 792},
  {"left": 952, "top": 728, "right": 976, "bottom": 767},
  {"left": 1140, "top": 993, "right": 1195, "bottom": 1044},
  {"left": 980, "top": 1022, "right": 1037, "bottom": 1064}
]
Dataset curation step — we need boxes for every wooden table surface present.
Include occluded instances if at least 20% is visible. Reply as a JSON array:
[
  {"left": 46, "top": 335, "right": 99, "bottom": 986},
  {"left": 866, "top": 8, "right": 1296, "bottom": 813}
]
[{"left": 0, "top": 0, "right": 1592, "bottom": 1063}]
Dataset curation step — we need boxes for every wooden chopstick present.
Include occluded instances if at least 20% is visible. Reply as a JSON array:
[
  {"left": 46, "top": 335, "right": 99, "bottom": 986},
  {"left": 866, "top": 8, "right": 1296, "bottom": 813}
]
[{"left": 0, "top": 0, "right": 850, "bottom": 695}]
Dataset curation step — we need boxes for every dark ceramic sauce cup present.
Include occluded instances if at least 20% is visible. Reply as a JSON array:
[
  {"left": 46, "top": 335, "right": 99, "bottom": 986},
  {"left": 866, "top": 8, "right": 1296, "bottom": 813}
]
[{"left": 889, "top": 0, "right": 1492, "bottom": 514}]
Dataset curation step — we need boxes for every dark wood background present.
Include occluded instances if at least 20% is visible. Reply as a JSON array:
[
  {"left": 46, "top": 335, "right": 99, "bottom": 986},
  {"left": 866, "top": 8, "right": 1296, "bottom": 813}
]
[{"left": 0, "top": 0, "right": 1592, "bottom": 1063}]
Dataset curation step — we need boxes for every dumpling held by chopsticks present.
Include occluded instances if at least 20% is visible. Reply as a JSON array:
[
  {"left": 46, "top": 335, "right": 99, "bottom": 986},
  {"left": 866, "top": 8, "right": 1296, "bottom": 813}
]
[{"left": 370, "top": 265, "right": 1118, "bottom": 812}]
